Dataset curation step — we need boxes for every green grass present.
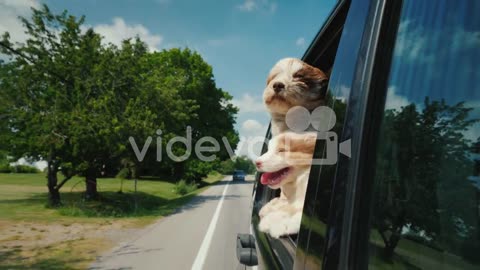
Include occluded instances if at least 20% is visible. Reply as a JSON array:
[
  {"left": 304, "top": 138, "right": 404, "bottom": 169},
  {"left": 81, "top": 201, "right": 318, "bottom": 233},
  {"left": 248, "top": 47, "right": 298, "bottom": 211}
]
[
  {"left": 202, "top": 171, "right": 223, "bottom": 184},
  {"left": 0, "top": 172, "right": 223, "bottom": 221},
  {"left": 0, "top": 238, "right": 109, "bottom": 270},
  {"left": 0, "top": 172, "right": 224, "bottom": 270},
  {"left": 368, "top": 230, "right": 479, "bottom": 270}
]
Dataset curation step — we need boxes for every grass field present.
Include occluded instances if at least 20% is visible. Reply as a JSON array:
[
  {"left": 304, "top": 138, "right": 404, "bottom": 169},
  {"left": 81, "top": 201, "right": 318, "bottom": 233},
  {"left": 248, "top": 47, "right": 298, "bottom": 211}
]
[{"left": 0, "top": 172, "right": 224, "bottom": 269}]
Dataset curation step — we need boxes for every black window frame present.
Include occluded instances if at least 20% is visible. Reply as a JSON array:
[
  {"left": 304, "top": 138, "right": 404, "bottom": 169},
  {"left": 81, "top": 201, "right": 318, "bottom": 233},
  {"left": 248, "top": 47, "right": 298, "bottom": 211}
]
[
  {"left": 339, "top": 0, "right": 404, "bottom": 268},
  {"left": 346, "top": 0, "right": 480, "bottom": 269},
  {"left": 303, "top": 0, "right": 404, "bottom": 268},
  {"left": 293, "top": 0, "right": 379, "bottom": 267}
]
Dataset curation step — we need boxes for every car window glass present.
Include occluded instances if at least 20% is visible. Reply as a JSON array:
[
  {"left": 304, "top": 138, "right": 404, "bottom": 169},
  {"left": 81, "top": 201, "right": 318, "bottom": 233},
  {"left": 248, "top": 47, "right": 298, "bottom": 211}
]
[
  {"left": 367, "top": 0, "right": 480, "bottom": 269},
  {"left": 294, "top": 0, "right": 372, "bottom": 268}
]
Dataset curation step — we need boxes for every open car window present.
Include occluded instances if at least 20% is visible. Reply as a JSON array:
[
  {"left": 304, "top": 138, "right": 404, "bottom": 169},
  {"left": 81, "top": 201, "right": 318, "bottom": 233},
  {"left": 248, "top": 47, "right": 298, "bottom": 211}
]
[
  {"left": 293, "top": 0, "right": 376, "bottom": 268},
  {"left": 251, "top": 1, "right": 352, "bottom": 268}
]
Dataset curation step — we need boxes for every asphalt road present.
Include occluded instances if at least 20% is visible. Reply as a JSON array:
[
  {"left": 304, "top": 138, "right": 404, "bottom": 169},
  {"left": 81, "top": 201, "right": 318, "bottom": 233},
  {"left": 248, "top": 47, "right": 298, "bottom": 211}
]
[{"left": 90, "top": 175, "right": 255, "bottom": 270}]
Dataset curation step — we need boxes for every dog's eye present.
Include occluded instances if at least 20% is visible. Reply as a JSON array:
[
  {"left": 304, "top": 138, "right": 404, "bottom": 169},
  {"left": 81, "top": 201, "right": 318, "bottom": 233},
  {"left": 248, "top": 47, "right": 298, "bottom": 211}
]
[{"left": 293, "top": 73, "right": 304, "bottom": 79}]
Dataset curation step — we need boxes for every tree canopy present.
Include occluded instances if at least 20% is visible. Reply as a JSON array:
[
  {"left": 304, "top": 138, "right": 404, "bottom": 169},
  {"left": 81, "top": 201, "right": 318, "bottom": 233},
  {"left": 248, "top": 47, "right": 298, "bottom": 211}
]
[
  {"left": 372, "top": 98, "right": 479, "bottom": 259},
  {"left": 0, "top": 4, "right": 239, "bottom": 205}
]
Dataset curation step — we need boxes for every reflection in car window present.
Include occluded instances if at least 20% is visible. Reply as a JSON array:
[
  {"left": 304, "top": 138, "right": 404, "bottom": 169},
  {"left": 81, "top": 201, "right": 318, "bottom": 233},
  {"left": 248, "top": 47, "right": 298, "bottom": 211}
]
[
  {"left": 294, "top": 0, "right": 371, "bottom": 269},
  {"left": 368, "top": 0, "right": 480, "bottom": 269}
]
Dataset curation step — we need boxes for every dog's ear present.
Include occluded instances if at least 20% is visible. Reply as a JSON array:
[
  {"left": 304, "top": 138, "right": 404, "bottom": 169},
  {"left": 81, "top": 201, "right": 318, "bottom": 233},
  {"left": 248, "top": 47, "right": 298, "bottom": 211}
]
[
  {"left": 294, "top": 63, "right": 328, "bottom": 98},
  {"left": 317, "top": 79, "right": 329, "bottom": 99},
  {"left": 295, "top": 63, "right": 328, "bottom": 81}
]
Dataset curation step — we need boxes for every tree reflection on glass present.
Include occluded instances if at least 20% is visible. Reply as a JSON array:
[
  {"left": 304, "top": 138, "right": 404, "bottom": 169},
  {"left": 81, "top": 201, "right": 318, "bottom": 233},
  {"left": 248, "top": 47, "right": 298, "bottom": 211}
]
[{"left": 371, "top": 97, "right": 480, "bottom": 263}]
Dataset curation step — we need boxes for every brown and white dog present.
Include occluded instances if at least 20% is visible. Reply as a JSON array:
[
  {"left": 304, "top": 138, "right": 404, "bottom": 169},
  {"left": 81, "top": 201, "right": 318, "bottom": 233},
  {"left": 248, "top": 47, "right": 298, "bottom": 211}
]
[
  {"left": 255, "top": 132, "right": 317, "bottom": 238},
  {"left": 263, "top": 58, "right": 328, "bottom": 135}
]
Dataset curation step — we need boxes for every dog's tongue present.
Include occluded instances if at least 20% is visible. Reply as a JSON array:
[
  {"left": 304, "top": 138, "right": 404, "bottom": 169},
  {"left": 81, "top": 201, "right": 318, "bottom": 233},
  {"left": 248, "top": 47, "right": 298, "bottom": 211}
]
[
  {"left": 260, "top": 172, "right": 273, "bottom": 185},
  {"left": 260, "top": 168, "right": 289, "bottom": 185}
]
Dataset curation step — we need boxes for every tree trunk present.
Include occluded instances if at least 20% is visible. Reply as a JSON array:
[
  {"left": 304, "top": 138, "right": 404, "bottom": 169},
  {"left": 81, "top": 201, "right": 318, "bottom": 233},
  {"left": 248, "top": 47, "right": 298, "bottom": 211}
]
[
  {"left": 46, "top": 158, "right": 61, "bottom": 207},
  {"left": 378, "top": 228, "right": 402, "bottom": 261},
  {"left": 132, "top": 163, "right": 141, "bottom": 180},
  {"left": 173, "top": 162, "right": 184, "bottom": 180},
  {"left": 47, "top": 164, "right": 61, "bottom": 206},
  {"left": 85, "top": 166, "right": 97, "bottom": 200},
  {"left": 383, "top": 234, "right": 401, "bottom": 259}
]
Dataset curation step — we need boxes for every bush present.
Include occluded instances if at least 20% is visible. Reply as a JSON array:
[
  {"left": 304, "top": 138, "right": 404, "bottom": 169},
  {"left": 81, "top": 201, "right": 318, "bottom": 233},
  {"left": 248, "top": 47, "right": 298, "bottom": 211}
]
[
  {"left": 0, "top": 164, "right": 39, "bottom": 173},
  {"left": 217, "top": 156, "right": 256, "bottom": 175},
  {"left": 116, "top": 167, "right": 131, "bottom": 179},
  {"left": 0, "top": 163, "right": 11, "bottom": 173},
  {"left": 11, "top": 164, "right": 40, "bottom": 173},
  {"left": 173, "top": 180, "right": 197, "bottom": 195},
  {"left": 183, "top": 160, "right": 213, "bottom": 183},
  {"left": 218, "top": 159, "right": 235, "bottom": 175}
]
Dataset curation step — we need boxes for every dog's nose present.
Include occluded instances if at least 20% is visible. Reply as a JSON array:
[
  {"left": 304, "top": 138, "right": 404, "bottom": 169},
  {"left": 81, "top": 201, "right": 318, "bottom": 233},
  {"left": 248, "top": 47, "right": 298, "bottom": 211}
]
[
  {"left": 273, "top": 82, "right": 285, "bottom": 93},
  {"left": 255, "top": 161, "right": 262, "bottom": 168}
]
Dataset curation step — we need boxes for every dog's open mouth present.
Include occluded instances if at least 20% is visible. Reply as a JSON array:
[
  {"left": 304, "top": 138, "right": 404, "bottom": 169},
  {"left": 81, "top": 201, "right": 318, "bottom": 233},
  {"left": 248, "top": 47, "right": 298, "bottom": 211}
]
[{"left": 260, "top": 167, "right": 290, "bottom": 186}]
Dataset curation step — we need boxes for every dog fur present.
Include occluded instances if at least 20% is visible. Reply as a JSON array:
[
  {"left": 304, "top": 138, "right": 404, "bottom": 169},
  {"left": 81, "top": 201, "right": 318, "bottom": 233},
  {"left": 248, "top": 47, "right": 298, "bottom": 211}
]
[
  {"left": 263, "top": 58, "right": 328, "bottom": 135},
  {"left": 255, "top": 132, "right": 317, "bottom": 238}
]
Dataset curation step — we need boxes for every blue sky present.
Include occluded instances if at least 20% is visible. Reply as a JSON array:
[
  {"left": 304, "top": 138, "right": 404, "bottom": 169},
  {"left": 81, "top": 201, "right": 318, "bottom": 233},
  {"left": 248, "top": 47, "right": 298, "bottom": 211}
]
[{"left": 0, "top": 0, "right": 337, "bottom": 157}]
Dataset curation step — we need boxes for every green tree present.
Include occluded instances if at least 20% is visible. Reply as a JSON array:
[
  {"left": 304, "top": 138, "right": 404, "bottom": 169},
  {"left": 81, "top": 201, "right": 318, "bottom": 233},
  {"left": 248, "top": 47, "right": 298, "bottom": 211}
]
[
  {"left": 0, "top": 5, "right": 239, "bottom": 205},
  {"left": 0, "top": 5, "right": 98, "bottom": 205},
  {"left": 373, "top": 98, "right": 479, "bottom": 259},
  {"left": 234, "top": 156, "right": 256, "bottom": 174},
  {"left": 217, "top": 156, "right": 255, "bottom": 175},
  {"left": 218, "top": 159, "right": 235, "bottom": 175},
  {"left": 0, "top": 6, "right": 149, "bottom": 202},
  {"left": 132, "top": 49, "right": 239, "bottom": 182}
]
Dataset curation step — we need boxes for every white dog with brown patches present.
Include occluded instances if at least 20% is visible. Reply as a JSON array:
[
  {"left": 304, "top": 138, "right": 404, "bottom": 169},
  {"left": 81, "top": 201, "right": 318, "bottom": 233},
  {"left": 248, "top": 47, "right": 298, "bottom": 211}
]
[
  {"left": 263, "top": 58, "right": 328, "bottom": 135},
  {"left": 255, "top": 132, "right": 317, "bottom": 238}
]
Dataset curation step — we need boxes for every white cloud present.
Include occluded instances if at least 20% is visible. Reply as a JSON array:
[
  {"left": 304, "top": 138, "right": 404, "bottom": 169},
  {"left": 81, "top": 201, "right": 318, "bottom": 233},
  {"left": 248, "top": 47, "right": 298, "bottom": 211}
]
[
  {"left": 236, "top": 0, "right": 277, "bottom": 13},
  {"left": 463, "top": 101, "right": 480, "bottom": 142},
  {"left": 242, "top": 119, "right": 263, "bottom": 131},
  {"left": 384, "top": 86, "right": 410, "bottom": 111},
  {"left": 232, "top": 93, "right": 270, "bottom": 158},
  {"left": 93, "top": 17, "right": 163, "bottom": 51},
  {"left": 232, "top": 93, "right": 266, "bottom": 113},
  {"left": 295, "top": 37, "right": 306, "bottom": 47},
  {"left": 395, "top": 21, "right": 428, "bottom": 62},
  {"left": 0, "top": 2, "right": 164, "bottom": 54},
  {"left": 236, "top": 119, "right": 268, "bottom": 159},
  {"left": 232, "top": 94, "right": 270, "bottom": 158},
  {"left": 0, "top": 0, "right": 39, "bottom": 43},
  {"left": 0, "top": 0, "right": 39, "bottom": 12},
  {"left": 395, "top": 20, "right": 480, "bottom": 63},
  {"left": 237, "top": 0, "right": 256, "bottom": 11},
  {"left": 0, "top": 0, "right": 40, "bottom": 61},
  {"left": 464, "top": 123, "right": 480, "bottom": 143},
  {"left": 338, "top": 84, "right": 350, "bottom": 99},
  {"left": 452, "top": 28, "right": 480, "bottom": 51}
]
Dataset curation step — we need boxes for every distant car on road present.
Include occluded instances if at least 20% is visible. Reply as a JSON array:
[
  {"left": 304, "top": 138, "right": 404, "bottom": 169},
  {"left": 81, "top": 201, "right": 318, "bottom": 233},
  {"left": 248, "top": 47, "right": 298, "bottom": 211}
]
[{"left": 232, "top": 170, "right": 245, "bottom": 181}]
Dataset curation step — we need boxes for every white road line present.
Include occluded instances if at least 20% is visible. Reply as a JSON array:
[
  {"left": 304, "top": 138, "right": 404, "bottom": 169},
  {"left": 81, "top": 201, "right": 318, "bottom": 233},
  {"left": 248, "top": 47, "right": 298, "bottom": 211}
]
[{"left": 191, "top": 180, "right": 230, "bottom": 270}]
